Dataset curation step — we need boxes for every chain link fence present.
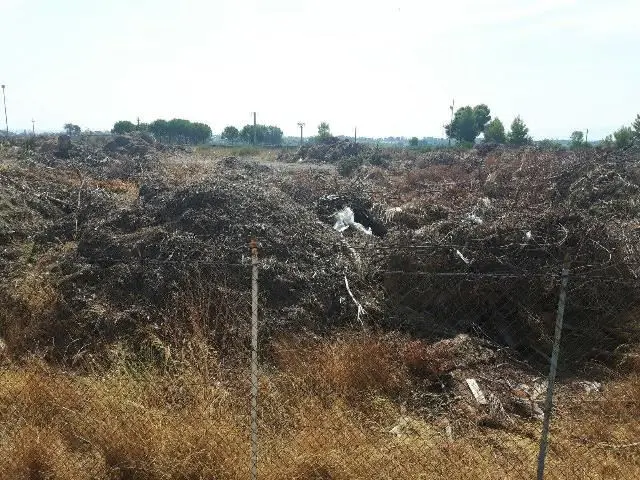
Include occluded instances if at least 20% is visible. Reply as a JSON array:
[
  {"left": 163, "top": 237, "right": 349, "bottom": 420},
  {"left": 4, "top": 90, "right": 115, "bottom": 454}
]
[{"left": 1, "top": 245, "right": 639, "bottom": 479}]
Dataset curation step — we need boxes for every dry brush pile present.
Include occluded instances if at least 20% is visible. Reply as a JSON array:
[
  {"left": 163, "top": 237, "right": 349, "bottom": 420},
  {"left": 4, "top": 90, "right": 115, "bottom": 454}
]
[{"left": 0, "top": 136, "right": 639, "bottom": 478}]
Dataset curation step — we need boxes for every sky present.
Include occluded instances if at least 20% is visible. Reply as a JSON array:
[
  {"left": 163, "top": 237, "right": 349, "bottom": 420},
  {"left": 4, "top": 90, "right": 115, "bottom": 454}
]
[{"left": 1, "top": 0, "right": 639, "bottom": 139}]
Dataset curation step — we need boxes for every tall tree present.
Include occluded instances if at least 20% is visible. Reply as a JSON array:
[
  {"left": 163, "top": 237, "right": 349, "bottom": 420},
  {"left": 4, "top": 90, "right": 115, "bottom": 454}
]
[
  {"left": 483, "top": 118, "right": 506, "bottom": 143},
  {"left": 221, "top": 126, "right": 239, "bottom": 143},
  {"left": 148, "top": 119, "right": 169, "bottom": 139},
  {"left": 632, "top": 114, "right": 640, "bottom": 142},
  {"left": 112, "top": 120, "right": 136, "bottom": 134},
  {"left": 64, "top": 123, "right": 81, "bottom": 136},
  {"left": 409, "top": 136, "right": 419, "bottom": 147},
  {"left": 473, "top": 104, "right": 491, "bottom": 133},
  {"left": 445, "top": 107, "right": 477, "bottom": 143},
  {"left": 317, "top": 122, "right": 331, "bottom": 140},
  {"left": 239, "top": 124, "right": 283, "bottom": 145},
  {"left": 507, "top": 116, "right": 532, "bottom": 146},
  {"left": 613, "top": 126, "right": 633, "bottom": 149},
  {"left": 570, "top": 131, "right": 584, "bottom": 149},
  {"left": 445, "top": 104, "right": 492, "bottom": 143}
]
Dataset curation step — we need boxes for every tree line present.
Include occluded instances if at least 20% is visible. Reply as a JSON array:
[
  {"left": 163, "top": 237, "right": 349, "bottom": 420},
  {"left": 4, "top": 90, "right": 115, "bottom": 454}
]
[
  {"left": 445, "top": 104, "right": 640, "bottom": 149},
  {"left": 108, "top": 111, "right": 640, "bottom": 149},
  {"left": 445, "top": 104, "right": 532, "bottom": 146},
  {"left": 221, "top": 124, "right": 284, "bottom": 145},
  {"left": 112, "top": 119, "right": 212, "bottom": 144}
]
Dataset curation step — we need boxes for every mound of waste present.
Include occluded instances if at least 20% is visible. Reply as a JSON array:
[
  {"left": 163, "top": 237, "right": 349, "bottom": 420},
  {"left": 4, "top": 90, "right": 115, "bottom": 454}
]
[
  {"left": 377, "top": 146, "right": 640, "bottom": 372},
  {"left": 0, "top": 153, "right": 370, "bottom": 361},
  {"left": 1, "top": 137, "right": 639, "bottom": 374},
  {"left": 291, "top": 136, "right": 367, "bottom": 162}
]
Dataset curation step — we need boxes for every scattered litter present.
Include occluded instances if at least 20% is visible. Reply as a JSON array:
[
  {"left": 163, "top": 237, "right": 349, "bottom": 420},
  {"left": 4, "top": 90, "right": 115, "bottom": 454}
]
[
  {"left": 467, "top": 213, "right": 483, "bottom": 225},
  {"left": 389, "top": 416, "right": 410, "bottom": 436},
  {"left": 455, "top": 249, "right": 471, "bottom": 265},
  {"left": 333, "top": 206, "right": 372, "bottom": 235},
  {"left": 524, "top": 231, "right": 533, "bottom": 242},
  {"left": 576, "top": 380, "right": 602, "bottom": 394},
  {"left": 466, "top": 378, "right": 488, "bottom": 405},
  {"left": 384, "top": 206, "right": 403, "bottom": 223},
  {"left": 531, "top": 379, "right": 548, "bottom": 400}
]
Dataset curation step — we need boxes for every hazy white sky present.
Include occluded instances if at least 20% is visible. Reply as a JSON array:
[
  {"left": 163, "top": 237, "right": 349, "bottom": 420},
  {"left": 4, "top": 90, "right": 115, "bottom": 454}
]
[{"left": 2, "top": 0, "right": 639, "bottom": 139}]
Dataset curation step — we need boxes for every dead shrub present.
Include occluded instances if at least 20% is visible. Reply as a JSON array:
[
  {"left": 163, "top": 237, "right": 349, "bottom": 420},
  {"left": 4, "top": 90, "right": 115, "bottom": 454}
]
[
  {"left": 401, "top": 339, "right": 458, "bottom": 378},
  {"left": 272, "top": 333, "right": 408, "bottom": 401}
]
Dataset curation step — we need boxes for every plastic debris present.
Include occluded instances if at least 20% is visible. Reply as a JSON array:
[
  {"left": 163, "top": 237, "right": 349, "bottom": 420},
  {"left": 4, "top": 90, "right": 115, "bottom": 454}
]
[
  {"left": 467, "top": 213, "right": 483, "bottom": 225},
  {"left": 455, "top": 249, "right": 471, "bottom": 265},
  {"left": 466, "top": 378, "right": 488, "bottom": 405},
  {"left": 333, "top": 207, "right": 372, "bottom": 235}
]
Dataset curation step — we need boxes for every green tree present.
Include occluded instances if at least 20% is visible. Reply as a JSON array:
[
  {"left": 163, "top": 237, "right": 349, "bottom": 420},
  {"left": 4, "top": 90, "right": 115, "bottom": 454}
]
[
  {"left": 146, "top": 118, "right": 211, "bottom": 144},
  {"left": 148, "top": 119, "right": 169, "bottom": 140},
  {"left": 445, "top": 107, "right": 476, "bottom": 143},
  {"left": 317, "top": 122, "right": 331, "bottom": 140},
  {"left": 483, "top": 118, "right": 506, "bottom": 143},
  {"left": 221, "top": 126, "right": 240, "bottom": 143},
  {"left": 570, "top": 131, "right": 584, "bottom": 149},
  {"left": 445, "top": 104, "right": 492, "bottom": 143},
  {"left": 409, "top": 137, "right": 419, "bottom": 147},
  {"left": 507, "top": 116, "right": 532, "bottom": 146},
  {"left": 473, "top": 104, "right": 491, "bottom": 133},
  {"left": 64, "top": 123, "right": 81, "bottom": 136},
  {"left": 112, "top": 120, "right": 136, "bottom": 135},
  {"left": 632, "top": 114, "right": 640, "bottom": 142},
  {"left": 613, "top": 126, "right": 633, "bottom": 149},
  {"left": 600, "top": 135, "right": 614, "bottom": 148},
  {"left": 191, "top": 122, "right": 212, "bottom": 144},
  {"left": 239, "top": 124, "right": 283, "bottom": 145}
]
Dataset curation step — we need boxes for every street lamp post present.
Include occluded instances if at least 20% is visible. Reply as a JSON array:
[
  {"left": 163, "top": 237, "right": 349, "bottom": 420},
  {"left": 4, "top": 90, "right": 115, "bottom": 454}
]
[
  {"left": 297, "top": 122, "right": 305, "bottom": 146},
  {"left": 1, "top": 85, "right": 8, "bottom": 135}
]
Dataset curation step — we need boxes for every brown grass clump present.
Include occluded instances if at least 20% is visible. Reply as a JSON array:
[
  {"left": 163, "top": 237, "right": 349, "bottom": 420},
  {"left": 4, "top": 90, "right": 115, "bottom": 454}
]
[
  {"left": 0, "top": 340, "right": 638, "bottom": 479},
  {"left": 94, "top": 178, "right": 139, "bottom": 197},
  {"left": 272, "top": 333, "right": 408, "bottom": 401}
]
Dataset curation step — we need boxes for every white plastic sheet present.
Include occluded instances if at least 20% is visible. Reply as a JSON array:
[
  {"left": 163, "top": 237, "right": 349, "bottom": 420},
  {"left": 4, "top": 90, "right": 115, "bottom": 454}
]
[{"left": 333, "top": 207, "right": 372, "bottom": 235}]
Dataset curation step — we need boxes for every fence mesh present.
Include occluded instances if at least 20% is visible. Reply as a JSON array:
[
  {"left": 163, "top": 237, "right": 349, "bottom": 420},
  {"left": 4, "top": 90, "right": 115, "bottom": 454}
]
[{"left": 1, "top": 247, "right": 639, "bottom": 479}]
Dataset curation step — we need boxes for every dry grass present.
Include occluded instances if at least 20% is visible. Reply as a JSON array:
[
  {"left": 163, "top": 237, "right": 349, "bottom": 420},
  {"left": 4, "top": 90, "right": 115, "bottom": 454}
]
[{"left": 0, "top": 334, "right": 638, "bottom": 479}]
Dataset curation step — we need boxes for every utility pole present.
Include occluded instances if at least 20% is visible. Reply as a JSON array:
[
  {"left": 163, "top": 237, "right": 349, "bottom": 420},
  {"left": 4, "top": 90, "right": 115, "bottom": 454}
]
[
  {"left": 448, "top": 99, "right": 455, "bottom": 146},
  {"left": 252, "top": 112, "right": 257, "bottom": 145},
  {"left": 354, "top": 127, "right": 357, "bottom": 144},
  {"left": 585, "top": 128, "right": 589, "bottom": 144},
  {"left": 137, "top": 117, "right": 140, "bottom": 128},
  {"left": 1, "top": 85, "right": 8, "bottom": 135},
  {"left": 32, "top": 119, "right": 35, "bottom": 136},
  {"left": 297, "top": 122, "right": 305, "bottom": 146}
]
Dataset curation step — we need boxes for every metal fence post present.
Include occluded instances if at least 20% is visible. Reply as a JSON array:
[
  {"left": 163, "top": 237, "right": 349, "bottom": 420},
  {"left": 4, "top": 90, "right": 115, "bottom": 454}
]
[
  {"left": 250, "top": 239, "right": 259, "bottom": 480},
  {"left": 536, "top": 254, "right": 571, "bottom": 480}
]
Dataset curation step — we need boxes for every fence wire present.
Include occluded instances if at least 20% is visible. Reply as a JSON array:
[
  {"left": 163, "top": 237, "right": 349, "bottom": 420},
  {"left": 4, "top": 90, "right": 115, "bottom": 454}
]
[{"left": 0, "top": 247, "right": 639, "bottom": 479}]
